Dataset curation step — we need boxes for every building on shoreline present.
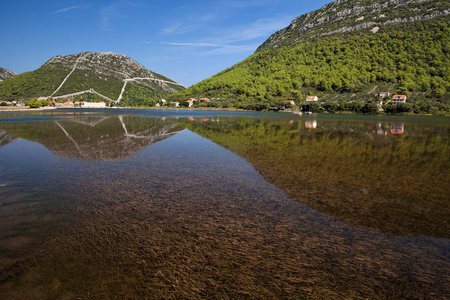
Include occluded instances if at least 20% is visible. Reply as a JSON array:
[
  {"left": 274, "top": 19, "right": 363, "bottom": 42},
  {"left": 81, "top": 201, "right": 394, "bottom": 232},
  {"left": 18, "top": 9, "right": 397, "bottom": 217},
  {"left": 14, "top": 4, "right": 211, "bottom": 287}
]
[
  {"left": 306, "top": 96, "right": 318, "bottom": 102},
  {"left": 392, "top": 95, "right": 407, "bottom": 104},
  {"left": 82, "top": 101, "right": 106, "bottom": 108}
]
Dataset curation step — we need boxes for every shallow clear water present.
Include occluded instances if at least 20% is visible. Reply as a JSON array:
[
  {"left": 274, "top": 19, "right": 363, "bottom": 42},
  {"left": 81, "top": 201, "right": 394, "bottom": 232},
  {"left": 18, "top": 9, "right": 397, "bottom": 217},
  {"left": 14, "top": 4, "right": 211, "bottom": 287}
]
[{"left": 0, "top": 110, "right": 448, "bottom": 299}]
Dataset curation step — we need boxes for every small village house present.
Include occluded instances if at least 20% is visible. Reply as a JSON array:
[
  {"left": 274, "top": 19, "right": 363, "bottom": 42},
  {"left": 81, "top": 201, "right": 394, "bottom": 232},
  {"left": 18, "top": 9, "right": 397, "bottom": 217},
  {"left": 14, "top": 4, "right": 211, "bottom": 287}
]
[
  {"left": 82, "top": 101, "right": 106, "bottom": 108},
  {"left": 171, "top": 101, "right": 180, "bottom": 107},
  {"left": 186, "top": 100, "right": 194, "bottom": 107},
  {"left": 199, "top": 98, "right": 210, "bottom": 103},
  {"left": 392, "top": 95, "right": 407, "bottom": 104},
  {"left": 284, "top": 100, "right": 295, "bottom": 106},
  {"left": 379, "top": 92, "right": 390, "bottom": 98},
  {"left": 306, "top": 96, "right": 318, "bottom": 102},
  {"left": 56, "top": 101, "right": 75, "bottom": 108},
  {"left": 375, "top": 99, "right": 383, "bottom": 109}
]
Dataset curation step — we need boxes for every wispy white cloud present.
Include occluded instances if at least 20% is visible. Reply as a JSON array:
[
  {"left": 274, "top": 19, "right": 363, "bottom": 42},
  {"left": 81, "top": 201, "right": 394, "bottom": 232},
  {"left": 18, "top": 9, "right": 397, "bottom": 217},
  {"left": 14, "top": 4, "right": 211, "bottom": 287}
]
[
  {"left": 162, "top": 13, "right": 293, "bottom": 56},
  {"left": 162, "top": 41, "right": 257, "bottom": 56},
  {"left": 100, "top": 2, "right": 123, "bottom": 31},
  {"left": 161, "top": 13, "right": 216, "bottom": 35},
  {"left": 161, "top": 23, "right": 188, "bottom": 35},
  {"left": 163, "top": 42, "right": 229, "bottom": 47},
  {"left": 51, "top": 5, "right": 89, "bottom": 14},
  {"left": 202, "top": 45, "right": 259, "bottom": 55},
  {"left": 160, "top": 0, "right": 290, "bottom": 36},
  {"left": 216, "top": 0, "right": 289, "bottom": 10},
  {"left": 100, "top": 1, "right": 145, "bottom": 31},
  {"left": 222, "top": 14, "right": 294, "bottom": 43}
]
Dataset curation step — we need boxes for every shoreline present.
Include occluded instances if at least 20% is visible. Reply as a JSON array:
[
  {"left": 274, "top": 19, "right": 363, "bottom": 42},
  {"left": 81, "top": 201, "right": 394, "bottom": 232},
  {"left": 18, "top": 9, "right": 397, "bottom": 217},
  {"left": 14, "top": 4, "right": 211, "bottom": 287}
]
[
  {"left": 0, "top": 105, "right": 447, "bottom": 117},
  {"left": 0, "top": 106, "right": 57, "bottom": 112}
]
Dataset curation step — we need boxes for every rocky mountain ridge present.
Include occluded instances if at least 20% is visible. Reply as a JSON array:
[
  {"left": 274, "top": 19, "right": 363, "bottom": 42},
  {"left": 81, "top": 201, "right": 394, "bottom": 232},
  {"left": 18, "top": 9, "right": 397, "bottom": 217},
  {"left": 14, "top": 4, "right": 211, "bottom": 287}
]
[
  {"left": 257, "top": 0, "right": 449, "bottom": 50},
  {"left": 43, "top": 52, "right": 184, "bottom": 95},
  {"left": 175, "top": 0, "right": 450, "bottom": 113},
  {"left": 0, "top": 67, "right": 17, "bottom": 82},
  {"left": 0, "top": 52, "right": 184, "bottom": 105}
]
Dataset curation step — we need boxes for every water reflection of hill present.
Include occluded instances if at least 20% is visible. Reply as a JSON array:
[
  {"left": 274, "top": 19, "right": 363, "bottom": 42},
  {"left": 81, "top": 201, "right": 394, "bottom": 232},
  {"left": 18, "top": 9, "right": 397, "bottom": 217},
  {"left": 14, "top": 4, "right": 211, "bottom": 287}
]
[
  {"left": 0, "top": 130, "right": 19, "bottom": 147},
  {"left": 185, "top": 117, "right": 450, "bottom": 238},
  {"left": 0, "top": 116, "right": 183, "bottom": 161}
]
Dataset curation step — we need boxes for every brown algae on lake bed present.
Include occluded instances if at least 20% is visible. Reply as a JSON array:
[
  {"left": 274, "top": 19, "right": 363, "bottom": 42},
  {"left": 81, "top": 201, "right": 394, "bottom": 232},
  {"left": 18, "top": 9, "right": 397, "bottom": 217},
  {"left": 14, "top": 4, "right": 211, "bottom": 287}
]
[
  {"left": 186, "top": 117, "right": 450, "bottom": 238},
  {"left": 0, "top": 113, "right": 449, "bottom": 299}
]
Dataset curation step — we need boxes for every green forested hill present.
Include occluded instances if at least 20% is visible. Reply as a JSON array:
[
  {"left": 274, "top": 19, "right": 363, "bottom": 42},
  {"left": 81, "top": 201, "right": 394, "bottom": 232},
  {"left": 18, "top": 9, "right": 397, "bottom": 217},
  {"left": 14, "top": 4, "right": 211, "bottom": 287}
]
[
  {"left": 173, "top": 0, "right": 450, "bottom": 113},
  {"left": 0, "top": 52, "right": 184, "bottom": 106}
]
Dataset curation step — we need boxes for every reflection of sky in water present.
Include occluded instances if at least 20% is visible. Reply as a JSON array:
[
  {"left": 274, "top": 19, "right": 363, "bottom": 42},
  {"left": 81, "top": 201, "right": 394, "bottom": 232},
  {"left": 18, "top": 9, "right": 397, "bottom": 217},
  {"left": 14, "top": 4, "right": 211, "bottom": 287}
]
[{"left": 0, "top": 114, "right": 449, "bottom": 298}]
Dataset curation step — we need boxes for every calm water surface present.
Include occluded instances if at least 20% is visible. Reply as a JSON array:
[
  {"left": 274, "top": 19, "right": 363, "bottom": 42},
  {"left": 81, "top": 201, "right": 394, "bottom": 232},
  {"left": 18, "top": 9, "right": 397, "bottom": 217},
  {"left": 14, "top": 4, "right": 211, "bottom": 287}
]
[{"left": 0, "top": 109, "right": 448, "bottom": 299}]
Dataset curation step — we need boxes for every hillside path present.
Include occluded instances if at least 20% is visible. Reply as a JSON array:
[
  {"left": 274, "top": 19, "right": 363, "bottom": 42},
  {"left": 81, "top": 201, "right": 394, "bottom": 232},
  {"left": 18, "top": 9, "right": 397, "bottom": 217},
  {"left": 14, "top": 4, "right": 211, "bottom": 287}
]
[
  {"left": 116, "top": 77, "right": 185, "bottom": 103},
  {"left": 50, "top": 53, "right": 86, "bottom": 97},
  {"left": 50, "top": 89, "right": 114, "bottom": 102}
]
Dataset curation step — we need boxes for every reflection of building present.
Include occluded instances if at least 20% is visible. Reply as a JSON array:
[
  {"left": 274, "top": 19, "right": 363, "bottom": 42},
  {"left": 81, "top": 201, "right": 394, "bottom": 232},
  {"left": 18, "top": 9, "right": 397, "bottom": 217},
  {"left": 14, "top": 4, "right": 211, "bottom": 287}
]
[
  {"left": 376, "top": 123, "right": 387, "bottom": 135},
  {"left": 305, "top": 120, "right": 317, "bottom": 129},
  {"left": 391, "top": 123, "right": 404, "bottom": 135}
]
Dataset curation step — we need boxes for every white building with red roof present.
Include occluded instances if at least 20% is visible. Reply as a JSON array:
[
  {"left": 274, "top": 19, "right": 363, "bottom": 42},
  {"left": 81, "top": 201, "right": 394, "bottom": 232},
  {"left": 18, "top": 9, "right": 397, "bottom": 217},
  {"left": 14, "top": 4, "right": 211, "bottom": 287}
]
[
  {"left": 392, "top": 95, "right": 407, "bottom": 104},
  {"left": 306, "top": 96, "right": 318, "bottom": 102}
]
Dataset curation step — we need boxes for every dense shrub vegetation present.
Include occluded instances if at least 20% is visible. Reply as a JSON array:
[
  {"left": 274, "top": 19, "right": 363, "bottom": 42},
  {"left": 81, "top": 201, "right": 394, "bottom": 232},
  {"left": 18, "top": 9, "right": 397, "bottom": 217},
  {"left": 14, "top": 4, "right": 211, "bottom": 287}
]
[{"left": 173, "top": 18, "right": 450, "bottom": 114}]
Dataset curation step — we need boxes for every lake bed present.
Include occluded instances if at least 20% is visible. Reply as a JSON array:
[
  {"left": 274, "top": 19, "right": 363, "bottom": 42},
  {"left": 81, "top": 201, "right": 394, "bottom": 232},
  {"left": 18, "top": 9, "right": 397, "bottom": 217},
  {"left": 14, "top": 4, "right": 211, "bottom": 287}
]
[{"left": 0, "top": 110, "right": 448, "bottom": 299}]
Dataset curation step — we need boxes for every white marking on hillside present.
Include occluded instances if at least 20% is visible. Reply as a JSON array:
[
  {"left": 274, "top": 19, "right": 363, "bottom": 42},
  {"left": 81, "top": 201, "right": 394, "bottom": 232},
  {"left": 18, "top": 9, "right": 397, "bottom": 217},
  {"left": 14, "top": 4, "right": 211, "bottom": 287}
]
[
  {"left": 48, "top": 89, "right": 114, "bottom": 102},
  {"left": 50, "top": 53, "right": 86, "bottom": 97},
  {"left": 367, "top": 85, "right": 378, "bottom": 94},
  {"left": 117, "top": 77, "right": 185, "bottom": 103},
  {"left": 41, "top": 52, "right": 185, "bottom": 104}
]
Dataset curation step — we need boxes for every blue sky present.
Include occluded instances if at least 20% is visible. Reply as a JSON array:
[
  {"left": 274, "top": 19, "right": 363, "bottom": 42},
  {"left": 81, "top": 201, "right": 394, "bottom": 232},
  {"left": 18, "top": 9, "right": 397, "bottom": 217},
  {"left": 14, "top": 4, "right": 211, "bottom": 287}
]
[{"left": 1, "top": 0, "right": 331, "bottom": 87}]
